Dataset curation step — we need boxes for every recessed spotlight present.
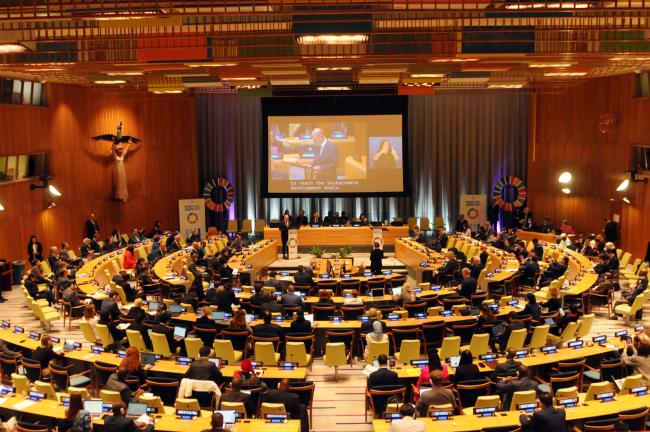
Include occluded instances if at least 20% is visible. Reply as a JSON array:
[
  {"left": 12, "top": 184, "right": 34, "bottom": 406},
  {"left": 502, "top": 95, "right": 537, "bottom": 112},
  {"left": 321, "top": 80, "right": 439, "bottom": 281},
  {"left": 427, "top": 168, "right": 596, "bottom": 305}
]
[
  {"left": 317, "top": 86, "right": 351, "bottom": 91},
  {"left": 616, "top": 178, "right": 630, "bottom": 192},
  {"left": 561, "top": 188, "right": 571, "bottom": 194},
  {"left": 93, "top": 80, "right": 127, "bottom": 84},
  {"left": 297, "top": 35, "right": 368, "bottom": 45},
  {"left": 558, "top": 172, "right": 572, "bottom": 184}
]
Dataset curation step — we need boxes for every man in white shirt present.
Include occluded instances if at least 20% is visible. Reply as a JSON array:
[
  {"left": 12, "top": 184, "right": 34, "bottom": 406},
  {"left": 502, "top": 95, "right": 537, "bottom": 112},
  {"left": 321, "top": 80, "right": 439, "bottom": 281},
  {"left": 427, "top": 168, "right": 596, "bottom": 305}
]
[{"left": 389, "top": 404, "right": 425, "bottom": 432}]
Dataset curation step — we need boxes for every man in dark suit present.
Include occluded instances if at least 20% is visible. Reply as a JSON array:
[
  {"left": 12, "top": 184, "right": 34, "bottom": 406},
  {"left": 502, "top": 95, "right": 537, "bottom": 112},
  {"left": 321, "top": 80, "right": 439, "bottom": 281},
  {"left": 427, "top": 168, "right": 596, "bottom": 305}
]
[
  {"left": 220, "top": 376, "right": 253, "bottom": 417},
  {"left": 85, "top": 213, "right": 100, "bottom": 240},
  {"left": 104, "top": 402, "right": 153, "bottom": 432},
  {"left": 456, "top": 268, "right": 477, "bottom": 299},
  {"left": 279, "top": 214, "right": 292, "bottom": 259},
  {"left": 492, "top": 349, "right": 522, "bottom": 380},
  {"left": 265, "top": 378, "right": 309, "bottom": 432},
  {"left": 47, "top": 246, "right": 60, "bottom": 274},
  {"left": 253, "top": 313, "right": 284, "bottom": 341},
  {"left": 539, "top": 256, "right": 569, "bottom": 287},
  {"left": 519, "top": 392, "right": 566, "bottom": 432},
  {"left": 310, "top": 128, "right": 339, "bottom": 179},
  {"left": 367, "top": 354, "right": 399, "bottom": 388},
  {"left": 100, "top": 292, "right": 121, "bottom": 321},
  {"left": 185, "top": 346, "right": 223, "bottom": 383},
  {"left": 293, "top": 266, "right": 314, "bottom": 286},
  {"left": 532, "top": 238, "right": 544, "bottom": 260},
  {"left": 295, "top": 210, "right": 309, "bottom": 227},
  {"left": 435, "top": 251, "right": 458, "bottom": 284},
  {"left": 435, "top": 228, "right": 448, "bottom": 251},
  {"left": 603, "top": 217, "right": 618, "bottom": 244},
  {"left": 496, "top": 365, "right": 538, "bottom": 410},
  {"left": 280, "top": 285, "right": 303, "bottom": 308},
  {"left": 518, "top": 256, "right": 540, "bottom": 286},
  {"left": 468, "top": 256, "right": 485, "bottom": 279}
]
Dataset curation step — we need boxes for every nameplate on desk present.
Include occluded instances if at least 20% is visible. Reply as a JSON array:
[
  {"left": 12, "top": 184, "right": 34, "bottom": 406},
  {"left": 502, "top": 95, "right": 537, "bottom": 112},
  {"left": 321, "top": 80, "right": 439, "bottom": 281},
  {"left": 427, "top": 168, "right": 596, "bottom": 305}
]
[
  {"left": 432, "top": 285, "right": 442, "bottom": 291},
  {"left": 110, "top": 253, "right": 116, "bottom": 258},
  {"left": 384, "top": 413, "right": 401, "bottom": 421},
  {"left": 388, "top": 314, "right": 399, "bottom": 321},
  {"left": 568, "top": 340, "right": 584, "bottom": 349},
  {"left": 342, "top": 274, "right": 352, "bottom": 279},
  {"left": 273, "top": 317, "right": 284, "bottom": 323},
  {"left": 441, "top": 310, "right": 452, "bottom": 317},
  {"left": 429, "top": 410, "right": 453, "bottom": 421},
  {"left": 28, "top": 331, "right": 40, "bottom": 341},
  {"left": 615, "top": 330, "right": 628, "bottom": 339},
  {"left": 250, "top": 361, "right": 263, "bottom": 369},
  {"left": 489, "top": 304, "right": 499, "bottom": 313},
  {"left": 419, "top": 262, "right": 428, "bottom": 268},
  {"left": 487, "top": 273, "right": 494, "bottom": 278},
  {"left": 474, "top": 407, "right": 496, "bottom": 417},
  {"left": 320, "top": 274, "right": 330, "bottom": 279},
  {"left": 0, "top": 386, "right": 14, "bottom": 396},
  {"left": 28, "top": 391, "right": 45, "bottom": 401},
  {"left": 515, "top": 350, "right": 528, "bottom": 359},
  {"left": 635, "top": 325, "right": 645, "bottom": 332},
  {"left": 364, "top": 272, "right": 372, "bottom": 277},
  {"left": 0, "top": 321, "right": 9, "bottom": 329},
  {"left": 60, "top": 396, "right": 70, "bottom": 406},
  {"left": 517, "top": 403, "right": 537, "bottom": 413},
  {"left": 266, "top": 414, "right": 288, "bottom": 423},
  {"left": 410, "top": 359, "right": 429, "bottom": 369},
  {"left": 118, "top": 350, "right": 126, "bottom": 358},
  {"left": 592, "top": 335, "right": 607, "bottom": 345},
  {"left": 331, "top": 317, "right": 342, "bottom": 324},
  {"left": 177, "top": 357, "right": 192, "bottom": 366},
  {"left": 415, "top": 313, "right": 426, "bottom": 320},
  {"left": 360, "top": 316, "right": 370, "bottom": 323},
  {"left": 542, "top": 346, "right": 557, "bottom": 355},
  {"left": 631, "top": 385, "right": 648, "bottom": 396},
  {"left": 13, "top": 327, "right": 24, "bottom": 334},
  {"left": 279, "top": 362, "right": 297, "bottom": 370},
  {"left": 557, "top": 397, "right": 578, "bottom": 408},
  {"left": 146, "top": 407, "right": 159, "bottom": 414},
  {"left": 245, "top": 264, "right": 252, "bottom": 270},
  {"left": 479, "top": 353, "right": 498, "bottom": 362},
  {"left": 414, "top": 288, "right": 422, "bottom": 295},
  {"left": 176, "top": 409, "right": 199, "bottom": 419},
  {"left": 595, "top": 392, "right": 615, "bottom": 403}
]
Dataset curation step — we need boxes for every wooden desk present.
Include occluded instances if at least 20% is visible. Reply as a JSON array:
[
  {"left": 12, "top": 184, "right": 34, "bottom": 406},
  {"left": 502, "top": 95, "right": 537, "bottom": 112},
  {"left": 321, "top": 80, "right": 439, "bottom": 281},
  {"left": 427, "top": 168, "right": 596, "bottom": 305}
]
[
  {"left": 516, "top": 230, "right": 557, "bottom": 244},
  {"left": 263, "top": 226, "right": 409, "bottom": 246},
  {"left": 372, "top": 393, "right": 650, "bottom": 432}
]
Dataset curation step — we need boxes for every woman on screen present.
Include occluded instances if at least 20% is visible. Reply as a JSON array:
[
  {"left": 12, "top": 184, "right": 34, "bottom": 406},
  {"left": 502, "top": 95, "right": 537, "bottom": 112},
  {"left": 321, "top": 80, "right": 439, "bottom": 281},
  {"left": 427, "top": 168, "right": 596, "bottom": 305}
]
[{"left": 372, "top": 139, "right": 399, "bottom": 169}]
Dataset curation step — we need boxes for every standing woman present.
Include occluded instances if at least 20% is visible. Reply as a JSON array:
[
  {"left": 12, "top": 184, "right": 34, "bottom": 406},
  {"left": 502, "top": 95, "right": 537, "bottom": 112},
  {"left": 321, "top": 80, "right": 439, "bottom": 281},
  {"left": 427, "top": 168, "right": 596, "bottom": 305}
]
[
  {"left": 60, "top": 393, "right": 92, "bottom": 432},
  {"left": 27, "top": 235, "right": 43, "bottom": 262},
  {"left": 370, "top": 241, "right": 384, "bottom": 275}
]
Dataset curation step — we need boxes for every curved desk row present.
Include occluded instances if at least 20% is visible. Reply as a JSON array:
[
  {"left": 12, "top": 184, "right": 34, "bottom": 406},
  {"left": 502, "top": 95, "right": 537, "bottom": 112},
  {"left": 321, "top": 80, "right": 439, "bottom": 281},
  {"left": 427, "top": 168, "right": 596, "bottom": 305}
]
[
  {"left": 373, "top": 393, "right": 648, "bottom": 432},
  {"left": 0, "top": 394, "right": 300, "bottom": 432},
  {"left": 263, "top": 225, "right": 409, "bottom": 247}
]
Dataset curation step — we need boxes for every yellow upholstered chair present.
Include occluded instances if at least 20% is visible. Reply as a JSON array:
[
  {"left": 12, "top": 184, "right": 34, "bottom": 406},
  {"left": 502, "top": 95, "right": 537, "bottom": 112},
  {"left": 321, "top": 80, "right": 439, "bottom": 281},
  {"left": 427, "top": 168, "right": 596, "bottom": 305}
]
[
  {"left": 575, "top": 314, "right": 594, "bottom": 339},
  {"left": 79, "top": 320, "right": 97, "bottom": 344},
  {"left": 11, "top": 374, "right": 29, "bottom": 395},
  {"left": 254, "top": 342, "right": 280, "bottom": 365},
  {"left": 462, "top": 395, "right": 500, "bottom": 415},
  {"left": 126, "top": 330, "right": 147, "bottom": 352},
  {"left": 285, "top": 342, "right": 312, "bottom": 368},
  {"left": 261, "top": 402, "right": 287, "bottom": 418},
  {"left": 185, "top": 337, "right": 204, "bottom": 360},
  {"left": 439, "top": 336, "right": 461, "bottom": 361},
  {"left": 151, "top": 333, "right": 175, "bottom": 358},
  {"left": 175, "top": 398, "right": 201, "bottom": 411},
  {"left": 95, "top": 324, "right": 115, "bottom": 347},
  {"left": 504, "top": 329, "right": 527, "bottom": 351},
  {"left": 509, "top": 390, "right": 537, "bottom": 411},
  {"left": 619, "top": 374, "right": 643, "bottom": 395},
  {"left": 394, "top": 340, "right": 421, "bottom": 365},
  {"left": 526, "top": 325, "right": 550, "bottom": 351},
  {"left": 100, "top": 390, "right": 123, "bottom": 404},
  {"left": 324, "top": 343, "right": 347, "bottom": 381},
  {"left": 462, "top": 333, "right": 489, "bottom": 357},
  {"left": 33, "top": 381, "right": 56, "bottom": 400},
  {"left": 220, "top": 401, "right": 247, "bottom": 418},
  {"left": 213, "top": 340, "right": 243, "bottom": 364},
  {"left": 364, "top": 340, "right": 389, "bottom": 363},
  {"left": 547, "top": 321, "right": 579, "bottom": 345},
  {"left": 583, "top": 381, "right": 612, "bottom": 402}
]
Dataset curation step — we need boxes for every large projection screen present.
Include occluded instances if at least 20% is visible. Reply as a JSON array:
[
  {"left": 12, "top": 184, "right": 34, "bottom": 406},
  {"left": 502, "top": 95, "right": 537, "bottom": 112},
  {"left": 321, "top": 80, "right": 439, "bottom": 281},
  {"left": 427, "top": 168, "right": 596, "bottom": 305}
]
[{"left": 262, "top": 96, "right": 409, "bottom": 197}]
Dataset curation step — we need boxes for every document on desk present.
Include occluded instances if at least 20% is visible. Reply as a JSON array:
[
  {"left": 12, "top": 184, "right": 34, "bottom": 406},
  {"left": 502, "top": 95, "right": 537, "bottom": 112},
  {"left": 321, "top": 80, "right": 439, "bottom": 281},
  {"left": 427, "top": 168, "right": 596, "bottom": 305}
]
[{"left": 12, "top": 400, "right": 35, "bottom": 410}]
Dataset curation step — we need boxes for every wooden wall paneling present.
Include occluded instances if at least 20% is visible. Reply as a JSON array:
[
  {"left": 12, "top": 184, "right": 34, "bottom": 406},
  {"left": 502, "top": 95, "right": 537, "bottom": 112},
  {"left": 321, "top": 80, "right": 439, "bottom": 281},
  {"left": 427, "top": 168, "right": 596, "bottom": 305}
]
[
  {"left": 529, "top": 74, "right": 650, "bottom": 259},
  {"left": 0, "top": 84, "right": 198, "bottom": 262}
]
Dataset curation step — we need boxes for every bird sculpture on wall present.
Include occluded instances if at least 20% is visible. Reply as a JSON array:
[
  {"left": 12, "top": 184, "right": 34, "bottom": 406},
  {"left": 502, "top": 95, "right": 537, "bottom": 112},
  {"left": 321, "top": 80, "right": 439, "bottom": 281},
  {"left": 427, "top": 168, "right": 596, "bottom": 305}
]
[{"left": 91, "top": 122, "right": 141, "bottom": 203}]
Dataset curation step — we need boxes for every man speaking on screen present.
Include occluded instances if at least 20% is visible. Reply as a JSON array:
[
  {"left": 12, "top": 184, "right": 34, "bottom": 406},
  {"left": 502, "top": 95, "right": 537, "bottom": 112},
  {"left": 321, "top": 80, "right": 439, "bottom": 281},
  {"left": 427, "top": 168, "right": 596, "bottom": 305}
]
[{"left": 310, "top": 128, "right": 339, "bottom": 180}]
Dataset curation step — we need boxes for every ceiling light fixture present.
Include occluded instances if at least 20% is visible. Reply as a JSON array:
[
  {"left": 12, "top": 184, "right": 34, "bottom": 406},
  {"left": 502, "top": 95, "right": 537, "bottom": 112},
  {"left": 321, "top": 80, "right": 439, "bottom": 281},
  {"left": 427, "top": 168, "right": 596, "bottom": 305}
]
[
  {"left": 104, "top": 71, "right": 143, "bottom": 76},
  {"left": 431, "top": 58, "right": 478, "bottom": 63},
  {"left": 315, "top": 67, "right": 352, "bottom": 71},
  {"left": 623, "top": 196, "right": 631, "bottom": 204},
  {"left": 223, "top": 77, "right": 259, "bottom": 81},
  {"left": 543, "top": 72, "right": 588, "bottom": 77},
  {"left": 609, "top": 56, "right": 650, "bottom": 62},
  {"left": 297, "top": 34, "right": 368, "bottom": 45},
  {"left": 93, "top": 80, "right": 127, "bottom": 84},
  {"left": 317, "top": 86, "right": 351, "bottom": 91},
  {"left": 558, "top": 171, "right": 572, "bottom": 184},
  {"left": 616, "top": 178, "right": 630, "bottom": 192},
  {"left": 186, "top": 63, "right": 238, "bottom": 68},
  {"left": 561, "top": 188, "right": 571, "bottom": 194},
  {"left": 409, "top": 73, "right": 445, "bottom": 78},
  {"left": 0, "top": 43, "right": 27, "bottom": 54},
  {"left": 528, "top": 62, "right": 575, "bottom": 68},
  {"left": 487, "top": 84, "right": 525, "bottom": 89}
]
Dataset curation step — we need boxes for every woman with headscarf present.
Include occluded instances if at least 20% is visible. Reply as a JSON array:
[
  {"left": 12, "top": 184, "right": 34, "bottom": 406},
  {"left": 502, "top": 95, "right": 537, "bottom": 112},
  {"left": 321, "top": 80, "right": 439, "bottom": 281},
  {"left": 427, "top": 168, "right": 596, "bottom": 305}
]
[{"left": 365, "top": 320, "right": 388, "bottom": 357}]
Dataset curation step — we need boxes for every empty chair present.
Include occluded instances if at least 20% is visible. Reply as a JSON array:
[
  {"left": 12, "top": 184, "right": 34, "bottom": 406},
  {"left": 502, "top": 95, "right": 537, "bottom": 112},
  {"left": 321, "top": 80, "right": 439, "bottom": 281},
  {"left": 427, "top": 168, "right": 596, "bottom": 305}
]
[
  {"left": 574, "top": 314, "right": 594, "bottom": 339},
  {"left": 439, "top": 336, "right": 461, "bottom": 361},
  {"left": 619, "top": 374, "right": 643, "bottom": 395},
  {"left": 11, "top": 373, "right": 29, "bottom": 395},
  {"left": 394, "top": 340, "right": 421, "bottom": 365},
  {"left": 462, "top": 395, "right": 500, "bottom": 415},
  {"left": 457, "top": 379, "right": 490, "bottom": 409},
  {"left": 547, "top": 321, "right": 579, "bottom": 345},
  {"left": 214, "top": 339, "right": 243, "bottom": 364},
  {"left": 175, "top": 398, "right": 201, "bottom": 411},
  {"left": 504, "top": 328, "right": 527, "bottom": 351},
  {"left": 146, "top": 377, "right": 180, "bottom": 406},
  {"left": 151, "top": 332, "right": 175, "bottom": 358},
  {"left": 95, "top": 323, "right": 115, "bottom": 348},
  {"left": 618, "top": 406, "right": 649, "bottom": 431},
  {"left": 462, "top": 333, "right": 489, "bottom": 357},
  {"left": 184, "top": 337, "right": 204, "bottom": 360},
  {"left": 220, "top": 401, "right": 248, "bottom": 418},
  {"left": 100, "top": 389, "right": 123, "bottom": 404},
  {"left": 509, "top": 390, "right": 536, "bottom": 411},
  {"left": 422, "top": 322, "right": 446, "bottom": 352},
  {"left": 254, "top": 341, "right": 280, "bottom": 365},
  {"left": 366, "top": 385, "right": 406, "bottom": 421},
  {"left": 583, "top": 381, "right": 613, "bottom": 401},
  {"left": 126, "top": 330, "right": 147, "bottom": 351},
  {"left": 260, "top": 402, "right": 287, "bottom": 418},
  {"left": 324, "top": 343, "right": 347, "bottom": 381},
  {"left": 538, "top": 372, "right": 580, "bottom": 396},
  {"left": 16, "top": 422, "right": 49, "bottom": 432},
  {"left": 285, "top": 342, "right": 312, "bottom": 369},
  {"left": 33, "top": 380, "right": 56, "bottom": 400},
  {"left": 525, "top": 325, "right": 550, "bottom": 351}
]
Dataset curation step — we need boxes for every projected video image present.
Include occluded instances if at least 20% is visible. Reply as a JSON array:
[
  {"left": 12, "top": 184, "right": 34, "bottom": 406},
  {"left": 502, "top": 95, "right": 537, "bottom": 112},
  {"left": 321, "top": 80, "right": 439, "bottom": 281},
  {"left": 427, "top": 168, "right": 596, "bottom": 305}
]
[{"left": 267, "top": 114, "right": 404, "bottom": 194}]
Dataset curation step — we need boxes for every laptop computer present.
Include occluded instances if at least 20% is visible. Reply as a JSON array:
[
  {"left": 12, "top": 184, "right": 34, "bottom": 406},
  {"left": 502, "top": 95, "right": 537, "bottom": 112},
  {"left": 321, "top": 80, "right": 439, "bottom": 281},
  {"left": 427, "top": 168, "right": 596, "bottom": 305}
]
[
  {"left": 216, "top": 410, "right": 238, "bottom": 425},
  {"left": 148, "top": 301, "right": 159, "bottom": 312},
  {"left": 169, "top": 304, "right": 183, "bottom": 315},
  {"left": 127, "top": 402, "right": 148, "bottom": 419},
  {"left": 84, "top": 400, "right": 104, "bottom": 419},
  {"left": 371, "top": 288, "right": 385, "bottom": 297},
  {"left": 448, "top": 355, "right": 461, "bottom": 368},
  {"left": 173, "top": 326, "right": 187, "bottom": 341},
  {"left": 490, "top": 324, "right": 505, "bottom": 336},
  {"left": 141, "top": 352, "right": 157, "bottom": 366}
]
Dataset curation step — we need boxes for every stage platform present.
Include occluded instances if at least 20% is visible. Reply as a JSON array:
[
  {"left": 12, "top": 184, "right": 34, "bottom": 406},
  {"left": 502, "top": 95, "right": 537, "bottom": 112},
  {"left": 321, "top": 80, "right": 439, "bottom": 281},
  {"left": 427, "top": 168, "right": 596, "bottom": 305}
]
[{"left": 267, "top": 252, "right": 407, "bottom": 273}]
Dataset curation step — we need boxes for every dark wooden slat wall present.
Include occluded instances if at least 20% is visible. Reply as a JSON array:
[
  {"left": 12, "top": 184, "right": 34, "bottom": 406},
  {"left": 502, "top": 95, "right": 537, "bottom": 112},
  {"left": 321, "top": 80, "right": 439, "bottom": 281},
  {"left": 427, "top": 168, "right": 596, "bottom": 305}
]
[
  {"left": 0, "top": 84, "right": 198, "bottom": 261},
  {"left": 529, "top": 74, "right": 650, "bottom": 260}
]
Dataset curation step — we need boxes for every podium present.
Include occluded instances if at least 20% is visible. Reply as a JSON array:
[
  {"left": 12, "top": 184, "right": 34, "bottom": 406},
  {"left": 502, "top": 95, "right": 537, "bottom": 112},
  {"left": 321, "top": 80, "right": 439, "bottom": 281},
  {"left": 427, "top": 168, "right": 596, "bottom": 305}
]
[{"left": 288, "top": 229, "right": 299, "bottom": 259}]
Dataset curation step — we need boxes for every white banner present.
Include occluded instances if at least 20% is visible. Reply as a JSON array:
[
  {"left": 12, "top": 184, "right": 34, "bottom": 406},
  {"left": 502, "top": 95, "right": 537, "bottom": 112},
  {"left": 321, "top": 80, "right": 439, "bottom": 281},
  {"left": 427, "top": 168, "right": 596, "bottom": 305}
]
[
  {"left": 288, "top": 229, "right": 299, "bottom": 259},
  {"left": 460, "top": 194, "right": 487, "bottom": 232},
  {"left": 179, "top": 199, "right": 206, "bottom": 243}
]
